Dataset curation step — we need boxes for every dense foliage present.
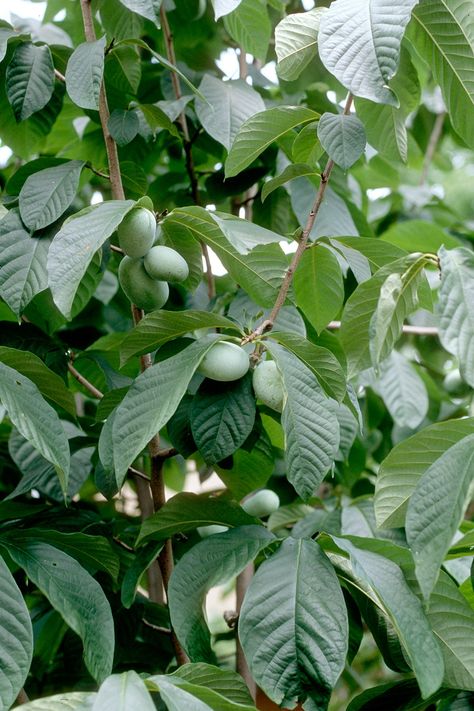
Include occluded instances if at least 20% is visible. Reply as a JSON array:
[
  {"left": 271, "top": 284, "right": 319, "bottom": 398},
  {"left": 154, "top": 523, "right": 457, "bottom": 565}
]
[{"left": 0, "top": 0, "right": 474, "bottom": 708}]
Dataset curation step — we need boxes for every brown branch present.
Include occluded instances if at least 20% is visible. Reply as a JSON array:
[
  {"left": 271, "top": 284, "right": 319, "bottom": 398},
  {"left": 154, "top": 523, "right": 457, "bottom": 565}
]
[
  {"left": 15, "top": 689, "right": 29, "bottom": 706},
  {"left": 419, "top": 111, "right": 446, "bottom": 186},
  {"left": 68, "top": 362, "right": 104, "bottom": 399},
  {"left": 86, "top": 163, "right": 111, "bottom": 180},
  {"left": 236, "top": 563, "right": 256, "bottom": 699},
  {"left": 327, "top": 321, "right": 439, "bottom": 337}
]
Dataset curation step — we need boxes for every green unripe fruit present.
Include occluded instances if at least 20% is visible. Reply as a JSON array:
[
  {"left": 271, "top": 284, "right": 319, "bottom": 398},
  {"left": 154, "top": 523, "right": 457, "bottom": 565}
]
[
  {"left": 144, "top": 245, "right": 189, "bottom": 283},
  {"left": 252, "top": 360, "right": 284, "bottom": 412},
  {"left": 242, "top": 489, "right": 280, "bottom": 518},
  {"left": 197, "top": 524, "right": 228, "bottom": 538},
  {"left": 198, "top": 341, "right": 250, "bottom": 382},
  {"left": 118, "top": 207, "right": 156, "bottom": 258},
  {"left": 118, "top": 256, "right": 169, "bottom": 311}
]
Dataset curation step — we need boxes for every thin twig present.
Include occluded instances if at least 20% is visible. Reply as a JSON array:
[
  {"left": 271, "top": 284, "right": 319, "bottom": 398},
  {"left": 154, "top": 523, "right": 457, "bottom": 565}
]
[
  {"left": 54, "top": 67, "right": 65, "bottom": 82},
  {"left": 110, "top": 244, "right": 124, "bottom": 254},
  {"left": 236, "top": 563, "right": 256, "bottom": 699},
  {"left": 327, "top": 321, "right": 439, "bottom": 337},
  {"left": 86, "top": 163, "right": 110, "bottom": 180},
  {"left": 15, "top": 689, "right": 29, "bottom": 705},
  {"left": 68, "top": 362, "right": 104, "bottom": 399},
  {"left": 419, "top": 111, "right": 446, "bottom": 186}
]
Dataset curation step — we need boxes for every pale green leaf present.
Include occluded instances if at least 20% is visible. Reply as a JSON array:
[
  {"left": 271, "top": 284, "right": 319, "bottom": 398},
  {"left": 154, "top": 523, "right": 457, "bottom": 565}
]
[
  {"left": 210, "top": 212, "right": 284, "bottom": 254},
  {"left": 261, "top": 163, "right": 318, "bottom": 203},
  {"left": 117, "top": 0, "right": 161, "bottom": 23},
  {"left": 381, "top": 220, "right": 461, "bottom": 253},
  {"left": 211, "top": 0, "right": 243, "bottom": 20},
  {"left": 100, "top": 0, "right": 144, "bottom": 40},
  {"left": 223, "top": 0, "right": 271, "bottom": 61},
  {"left": 376, "top": 350, "right": 428, "bottom": 429},
  {"left": 6, "top": 42, "right": 54, "bottom": 120},
  {"left": 275, "top": 8, "right": 327, "bottom": 81},
  {"left": 65, "top": 37, "right": 106, "bottom": 110},
  {"left": 92, "top": 671, "right": 156, "bottom": 711},
  {"left": 19, "top": 161, "right": 84, "bottom": 232},
  {"left": 317, "top": 113, "right": 366, "bottom": 170},
  {"left": 288, "top": 176, "right": 358, "bottom": 238},
  {"left": 170, "top": 664, "right": 254, "bottom": 707},
  {"left": 16, "top": 692, "right": 96, "bottom": 710},
  {"left": 294, "top": 244, "right": 344, "bottom": 333}
]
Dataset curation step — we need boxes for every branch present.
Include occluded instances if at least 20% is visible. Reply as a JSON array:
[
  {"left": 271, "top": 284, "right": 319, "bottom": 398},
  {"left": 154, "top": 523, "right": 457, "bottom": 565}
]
[
  {"left": 236, "top": 563, "right": 256, "bottom": 699},
  {"left": 15, "top": 689, "right": 29, "bottom": 706},
  {"left": 327, "top": 321, "right": 439, "bottom": 337},
  {"left": 68, "top": 362, "right": 104, "bottom": 399},
  {"left": 419, "top": 111, "right": 446, "bottom": 186},
  {"left": 242, "top": 94, "right": 354, "bottom": 345}
]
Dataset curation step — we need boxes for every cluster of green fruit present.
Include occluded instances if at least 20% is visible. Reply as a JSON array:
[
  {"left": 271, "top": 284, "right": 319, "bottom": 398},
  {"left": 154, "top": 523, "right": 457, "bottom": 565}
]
[{"left": 117, "top": 207, "right": 189, "bottom": 311}]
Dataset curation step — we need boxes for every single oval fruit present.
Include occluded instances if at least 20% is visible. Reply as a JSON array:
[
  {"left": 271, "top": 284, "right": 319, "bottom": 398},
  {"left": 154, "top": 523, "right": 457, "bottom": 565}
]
[
  {"left": 117, "top": 207, "right": 156, "bottom": 258},
  {"left": 242, "top": 489, "right": 280, "bottom": 518},
  {"left": 197, "top": 524, "right": 228, "bottom": 538},
  {"left": 252, "top": 360, "right": 284, "bottom": 412},
  {"left": 118, "top": 256, "right": 169, "bottom": 311},
  {"left": 144, "top": 245, "right": 189, "bottom": 283},
  {"left": 197, "top": 341, "right": 250, "bottom": 382}
]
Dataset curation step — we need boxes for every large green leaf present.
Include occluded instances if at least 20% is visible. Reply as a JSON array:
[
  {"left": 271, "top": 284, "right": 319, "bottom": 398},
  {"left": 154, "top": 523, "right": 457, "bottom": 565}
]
[
  {"left": 0, "top": 362, "right": 70, "bottom": 491},
  {"left": 6, "top": 42, "right": 54, "bottom": 121},
  {"left": 294, "top": 243, "right": 344, "bottom": 334},
  {"left": 375, "top": 350, "right": 428, "bottom": 429},
  {"left": 0, "top": 554, "right": 33, "bottom": 711},
  {"left": 319, "top": 0, "right": 419, "bottom": 105},
  {"left": 169, "top": 526, "right": 273, "bottom": 661},
  {"left": 121, "top": 542, "right": 163, "bottom": 608},
  {"left": 107, "top": 336, "right": 219, "bottom": 487},
  {"left": 375, "top": 418, "right": 474, "bottom": 528},
  {"left": 437, "top": 247, "right": 474, "bottom": 387},
  {"left": 195, "top": 76, "right": 265, "bottom": 151},
  {"left": 65, "top": 37, "right": 106, "bottom": 111},
  {"left": 16, "top": 692, "right": 96, "bottom": 710},
  {"left": 317, "top": 113, "right": 367, "bottom": 170},
  {"left": 137, "top": 492, "right": 258, "bottom": 544},
  {"left": 332, "top": 536, "right": 444, "bottom": 698},
  {"left": 107, "top": 109, "right": 139, "bottom": 146},
  {"left": 4, "top": 540, "right": 114, "bottom": 682},
  {"left": 170, "top": 664, "right": 254, "bottom": 707},
  {"left": 240, "top": 537, "right": 348, "bottom": 708},
  {"left": 275, "top": 8, "right": 327, "bottom": 81},
  {"left": 261, "top": 163, "right": 319, "bottom": 203},
  {"left": 223, "top": 0, "right": 271, "bottom": 61},
  {"left": 347, "top": 680, "right": 440, "bottom": 711},
  {"left": 161, "top": 217, "right": 203, "bottom": 291},
  {"left": 48, "top": 200, "right": 134, "bottom": 317},
  {"left": 381, "top": 220, "right": 461, "bottom": 253},
  {"left": 120, "top": 309, "right": 239, "bottom": 365},
  {"left": 225, "top": 106, "right": 320, "bottom": 178},
  {"left": 410, "top": 0, "right": 474, "bottom": 148},
  {"left": 92, "top": 671, "right": 156, "bottom": 711},
  {"left": 266, "top": 343, "right": 340, "bottom": 500},
  {"left": 406, "top": 434, "right": 474, "bottom": 600},
  {"left": 0, "top": 209, "right": 50, "bottom": 316},
  {"left": 19, "top": 161, "right": 84, "bottom": 232},
  {"left": 100, "top": 0, "right": 144, "bottom": 40},
  {"left": 191, "top": 373, "right": 256, "bottom": 465},
  {"left": 148, "top": 675, "right": 256, "bottom": 711}
]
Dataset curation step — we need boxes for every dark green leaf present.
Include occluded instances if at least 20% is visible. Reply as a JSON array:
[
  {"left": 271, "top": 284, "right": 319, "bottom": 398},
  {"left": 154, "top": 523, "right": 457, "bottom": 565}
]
[{"left": 6, "top": 42, "right": 54, "bottom": 121}]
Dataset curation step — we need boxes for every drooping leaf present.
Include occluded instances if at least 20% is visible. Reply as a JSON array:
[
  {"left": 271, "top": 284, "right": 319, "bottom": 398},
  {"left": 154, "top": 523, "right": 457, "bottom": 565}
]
[
  {"left": 319, "top": 0, "right": 419, "bottom": 105},
  {"left": 137, "top": 492, "right": 258, "bottom": 544},
  {"left": 288, "top": 176, "right": 358, "bottom": 238},
  {"left": 240, "top": 537, "right": 348, "bottom": 708},
  {"left": 195, "top": 76, "right": 265, "bottom": 151},
  {"left": 375, "top": 418, "right": 474, "bottom": 528},
  {"left": 375, "top": 351, "right": 428, "bottom": 429},
  {"left": 169, "top": 526, "right": 273, "bottom": 661},
  {"left": 225, "top": 106, "right": 320, "bottom": 178},
  {"left": 107, "top": 109, "right": 139, "bottom": 146},
  {"left": 317, "top": 113, "right": 367, "bottom": 170},
  {"left": 267, "top": 343, "right": 340, "bottom": 500},
  {"left": 65, "top": 36, "right": 106, "bottom": 111},
  {"left": 117, "top": 0, "right": 161, "bottom": 23},
  {"left": 406, "top": 434, "right": 474, "bottom": 600},
  {"left": 261, "top": 163, "right": 318, "bottom": 203},
  {"left": 223, "top": 0, "right": 271, "bottom": 61},
  {"left": 19, "top": 161, "right": 84, "bottom": 232},
  {"left": 294, "top": 243, "right": 344, "bottom": 333},
  {"left": 48, "top": 200, "right": 134, "bottom": 317},
  {"left": 6, "top": 42, "right": 54, "bottom": 121},
  {"left": 0, "top": 554, "right": 33, "bottom": 711},
  {"left": 275, "top": 8, "right": 327, "bottom": 81},
  {"left": 92, "top": 671, "right": 156, "bottom": 711},
  {"left": 210, "top": 212, "right": 284, "bottom": 254}
]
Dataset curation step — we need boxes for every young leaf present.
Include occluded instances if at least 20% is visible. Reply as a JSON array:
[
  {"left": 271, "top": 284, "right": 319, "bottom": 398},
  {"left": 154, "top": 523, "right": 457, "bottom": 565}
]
[
  {"left": 107, "top": 108, "right": 139, "bottom": 146},
  {"left": 48, "top": 200, "right": 134, "bottom": 317},
  {"left": 92, "top": 671, "right": 156, "bottom": 711},
  {"left": 19, "top": 161, "right": 84, "bottom": 232},
  {"left": 6, "top": 42, "right": 54, "bottom": 121},
  {"left": 239, "top": 538, "right": 348, "bottom": 708},
  {"left": 294, "top": 244, "right": 344, "bottom": 333},
  {"left": 319, "top": 0, "right": 419, "bottom": 105},
  {"left": 406, "top": 434, "right": 474, "bottom": 600},
  {"left": 0, "top": 554, "right": 33, "bottom": 711},
  {"left": 168, "top": 526, "right": 273, "bottom": 661},
  {"left": 317, "top": 113, "right": 367, "bottom": 170},
  {"left": 4, "top": 540, "right": 114, "bottom": 682},
  {"left": 275, "top": 8, "right": 327, "bottom": 81},
  {"left": 225, "top": 106, "right": 320, "bottom": 177},
  {"left": 65, "top": 36, "right": 106, "bottom": 111}
]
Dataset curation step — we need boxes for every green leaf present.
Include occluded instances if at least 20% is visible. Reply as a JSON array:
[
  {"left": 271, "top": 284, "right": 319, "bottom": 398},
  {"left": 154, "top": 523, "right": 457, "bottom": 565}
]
[
  {"left": 332, "top": 536, "right": 444, "bottom": 698},
  {"left": 195, "top": 76, "right": 265, "bottom": 151},
  {"left": 107, "top": 109, "right": 139, "bottom": 146},
  {"left": 211, "top": 0, "right": 243, "bottom": 20},
  {"left": 261, "top": 163, "right": 318, "bottom": 203},
  {"left": 223, "top": 0, "right": 271, "bottom": 61},
  {"left": 268, "top": 332, "right": 346, "bottom": 402},
  {"left": 410, "top": 0, "right": 474, "bottom": 148},
  {"left": 171, "top": 664, "right": 254, "bottom": 707},
  {"left": 437, "top": 247, "right": 474, "bottom": 387},
  {"left": 148, "top": 675, "right": 257, "bottom": 711},
  {"left": 100, "top": 0, "right": 144, "bottom": 40},
  {"left": 0, "top": 346, "right": 75, "bottom": 416},
  {"left": 0, "top": 26, "right": 24, "bottom": 64},
  {"left": 292, "top": 123, "right": 323, "bottom": 165},
  {"left": 161, "top": 218, "right": 203, "bottom": 290},
  {"left": 48, "top": 200, "right": 134, "bottom": 318},
  {"left": 169, "top": 526, "right": 274, "bottom": 661},
  {"left": 65, "top": 37, "right": 106, "bottom": 111},
  {"left": 105, "top": 45, "right": 142, "bottom": 94},
  {"left": 191, "top": 373, "right": 256, "bottom": 465},
  {"left": 117, "top": 0, "right": 161, "bottom": 23},
  {"left": 406, "top": 434, "right": 474, "bottom": 600},
  {"left": 347, "top": 680, "right": 439, "bottom": 711},
  {"left": 0, "top": 362, "right": 70, "bottom": 492},
  {"left": 375, "top": 418, "right": 474, "bottom": 529},
  {"left": 6, "top": 42, "right": 54, "bottom": 121},
  {"left": 294, "top": 244, "right": 344, "bottom": 333},
  {"left": 3, "top": 540, "right": 114, "bottom": 682},
  {"left": 120, "top": 310, "right": 239, "bottom": 365},
  {"left": 289, "top": 176, "right": 358, "bottom": 238},
  {"left": 0, "top": 209, "right": 50, "bottom": 316},
  {"left": 92, "top": 671, "right": 156, "bottom": 711},
  {"left": 240, "top": 538, "right": 348, "bottom": 708},
  {"left": 330, "top": 237, "right": 406, "bottom": 275},
  {"left": 108, "top": 336, "right": 220, "bottom": 487},
  {"left": 275, "top": 8, "right": 326, "bottom": 81},
  {"left": 267, "top": 343, "right": 340, "bottom": 500},
  {"left": 0, "top": 554, "right": 33, "bottom": 711},
  {"left": 210, "top": 212, "right": 284, "bottom": 254},
  {"left": 319, "top": 0, "right": 419, "bottom": 106},
  {"left": 19, "top": 160, "right": 84, "bottom": 233},
  {"left": 138, "top": 103, "right": 179, "bottom": 137},
  {"left": 225, "top": 106, "right": 320, "bottom": 178},
  {"left": 121, "top": 542, "right": 163, "bottom": 608},
  {"left": 16, "top": 692, "right": 96, "bottom": 710},
  {"left": 137, "top": 492, "right": 259, "bottom": 544},
  {"left": 381, "top": 220, "right": 461, "bottom": 253},
  {"left": 317, "top": 113, "right": 366, "bottom": 170},
  {"left": 375, "top": 351, "right": 428, "bottom": 429}
]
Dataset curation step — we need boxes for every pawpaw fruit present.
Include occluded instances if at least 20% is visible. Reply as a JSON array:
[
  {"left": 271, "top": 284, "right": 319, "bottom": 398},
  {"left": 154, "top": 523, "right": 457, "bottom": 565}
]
[
  {"left": 118, "top": 256, "right": 169, "bottom": 311},
  {"left": 198, "top": 341, "right": 250, "bottom": 382},
  {"left": 144, "top": 245, "right": 189, "bottom": 283},
  {"left": 118, "top": 207, "right": 156, "bottom": 258}
]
